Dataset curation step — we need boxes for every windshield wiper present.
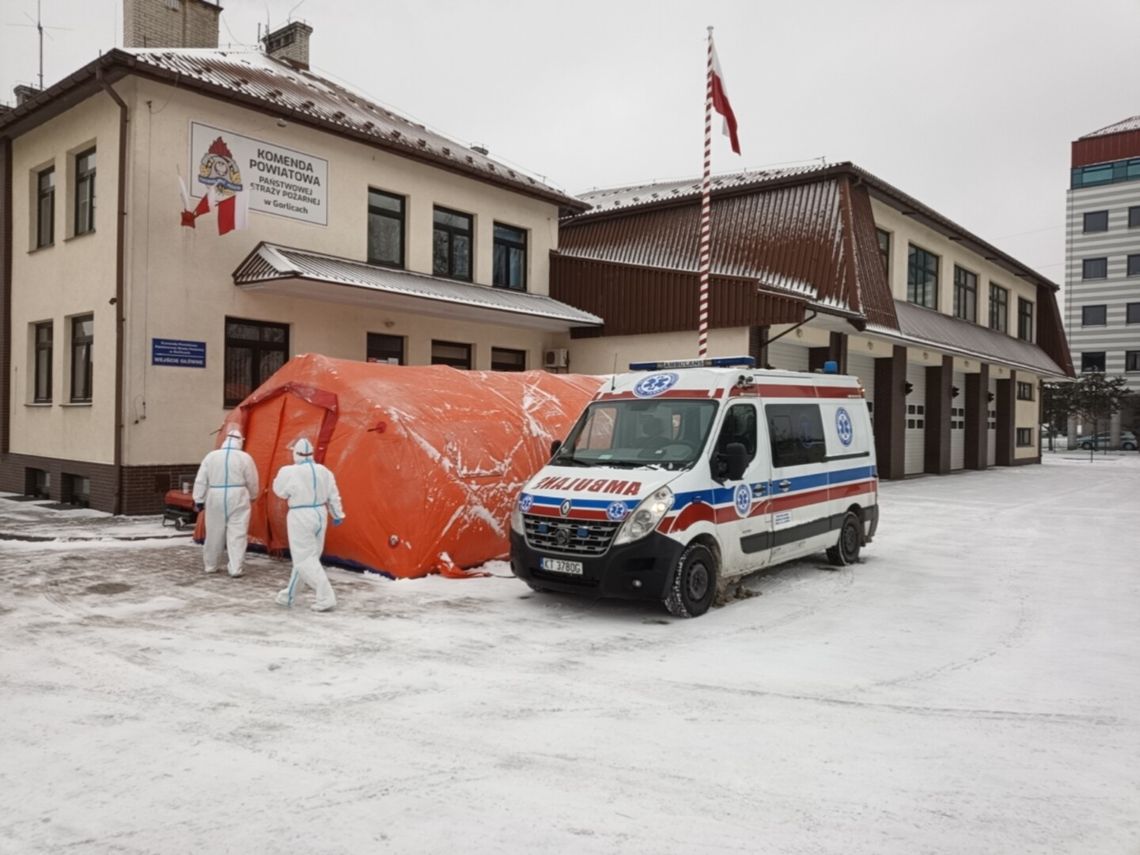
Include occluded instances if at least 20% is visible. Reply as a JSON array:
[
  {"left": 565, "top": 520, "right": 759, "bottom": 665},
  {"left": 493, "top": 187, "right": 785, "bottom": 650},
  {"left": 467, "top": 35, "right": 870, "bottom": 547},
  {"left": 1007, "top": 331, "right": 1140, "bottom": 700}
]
[{"left": 550, "top": 455, "right": 591, "bottom": 467}]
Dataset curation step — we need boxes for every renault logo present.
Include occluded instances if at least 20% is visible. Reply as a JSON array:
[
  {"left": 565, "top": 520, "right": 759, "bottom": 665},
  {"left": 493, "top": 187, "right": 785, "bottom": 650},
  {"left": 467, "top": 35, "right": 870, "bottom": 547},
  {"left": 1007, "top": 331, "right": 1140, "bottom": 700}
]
[{"left": 560, "top": 499, "right": 572, "bottom": 517}]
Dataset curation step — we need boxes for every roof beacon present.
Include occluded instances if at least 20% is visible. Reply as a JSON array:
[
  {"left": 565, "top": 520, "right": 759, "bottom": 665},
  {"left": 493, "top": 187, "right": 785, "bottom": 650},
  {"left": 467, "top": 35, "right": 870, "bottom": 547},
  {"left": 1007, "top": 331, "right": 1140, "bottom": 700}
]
[
  {"left": 628, "top": 356, "right": 755, "bottom": 371},
  {"left": 823, "top": 360, "right": 839, "bottom": 374}
]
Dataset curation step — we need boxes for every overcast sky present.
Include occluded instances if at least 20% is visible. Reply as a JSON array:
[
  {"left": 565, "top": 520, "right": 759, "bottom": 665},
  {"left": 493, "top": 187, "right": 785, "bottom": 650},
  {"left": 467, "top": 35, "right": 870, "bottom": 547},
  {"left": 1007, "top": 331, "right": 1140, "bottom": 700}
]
[{"left": 3, "top": 0, "right": 1139, "bottom": 285}]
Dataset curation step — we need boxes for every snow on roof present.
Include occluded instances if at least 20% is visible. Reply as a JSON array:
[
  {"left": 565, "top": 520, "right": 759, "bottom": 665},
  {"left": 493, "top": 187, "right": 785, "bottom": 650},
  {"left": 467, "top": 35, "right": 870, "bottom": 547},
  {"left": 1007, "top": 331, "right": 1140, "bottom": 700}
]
[
  {"left": 124, "top": 48, "right": 582, "bottom": 209},
  {"left": 574, "top": 163, "right": 834, "bottom": 216},
  {"left": 1080, "top": 115, "right": 1140, "bottom": 139},
  {"left": 234, "top": 243, "right": 603, "bottom": 329}
]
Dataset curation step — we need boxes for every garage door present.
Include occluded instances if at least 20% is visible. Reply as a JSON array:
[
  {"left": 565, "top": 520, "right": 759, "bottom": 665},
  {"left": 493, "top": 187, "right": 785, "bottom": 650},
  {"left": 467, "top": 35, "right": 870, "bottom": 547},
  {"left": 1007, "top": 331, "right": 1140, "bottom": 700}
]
[
  {"left": 765, "top": 340, "right": 810, "bottom": 372},
  {"left": 905, "top": 362, "right": 927, "bottom": 475},
  {"left": 950, "top": 370, "right": 966, "bottom": 470},
  {"left": 987, "top": 376, "right": 997, "bottom": 467}
]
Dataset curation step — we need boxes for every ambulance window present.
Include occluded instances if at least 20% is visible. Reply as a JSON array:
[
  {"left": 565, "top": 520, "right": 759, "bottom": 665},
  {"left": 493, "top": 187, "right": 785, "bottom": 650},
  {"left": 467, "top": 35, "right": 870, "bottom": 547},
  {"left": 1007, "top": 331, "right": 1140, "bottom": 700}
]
[
  {"left": 766, "top": 404, "right": 826, "bottom": 467},
  {"left": 715, "top": 404, "right": 757, "bottom": 462},
  {"left": 577, "top": 404, "right": 617, "bottom": 449}
]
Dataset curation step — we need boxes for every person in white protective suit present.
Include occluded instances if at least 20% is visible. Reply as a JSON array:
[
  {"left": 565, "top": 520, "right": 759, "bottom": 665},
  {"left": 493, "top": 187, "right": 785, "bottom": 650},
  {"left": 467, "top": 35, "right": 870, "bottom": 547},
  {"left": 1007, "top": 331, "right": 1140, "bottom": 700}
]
[
  {"left": 273, "top": 437, "right": 346, "bottom": 612},
  {"left": 192, "top": 427, "right": 260, "bottom": 577}
]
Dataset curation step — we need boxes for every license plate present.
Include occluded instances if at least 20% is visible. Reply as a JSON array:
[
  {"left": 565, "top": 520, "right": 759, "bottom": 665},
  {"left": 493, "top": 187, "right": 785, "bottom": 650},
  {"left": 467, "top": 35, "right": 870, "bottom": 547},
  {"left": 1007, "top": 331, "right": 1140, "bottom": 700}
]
[{"left": 540, "top": 557, "right": 584, "bottom": 576}]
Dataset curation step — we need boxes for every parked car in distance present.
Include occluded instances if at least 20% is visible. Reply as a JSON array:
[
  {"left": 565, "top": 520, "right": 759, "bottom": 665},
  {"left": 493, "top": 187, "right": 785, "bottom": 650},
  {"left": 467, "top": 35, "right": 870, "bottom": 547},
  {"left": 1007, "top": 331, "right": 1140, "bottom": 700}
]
[{"left": 1075, "top": 431, "right": 1137, "bottom": 450}]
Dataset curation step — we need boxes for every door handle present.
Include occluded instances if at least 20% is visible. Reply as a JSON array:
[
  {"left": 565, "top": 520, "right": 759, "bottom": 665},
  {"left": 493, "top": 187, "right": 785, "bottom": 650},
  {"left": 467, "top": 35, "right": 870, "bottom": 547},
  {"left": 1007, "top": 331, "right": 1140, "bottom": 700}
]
[{"left": 778, "top": 480, "right": 791, "bottom": 492}]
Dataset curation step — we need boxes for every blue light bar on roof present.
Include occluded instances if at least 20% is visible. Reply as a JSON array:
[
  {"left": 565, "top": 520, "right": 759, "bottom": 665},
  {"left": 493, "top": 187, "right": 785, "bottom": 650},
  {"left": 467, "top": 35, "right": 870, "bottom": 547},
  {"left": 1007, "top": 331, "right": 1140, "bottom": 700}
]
[{"left": 628, "top": 356, "right": 756, "bottom": 371}]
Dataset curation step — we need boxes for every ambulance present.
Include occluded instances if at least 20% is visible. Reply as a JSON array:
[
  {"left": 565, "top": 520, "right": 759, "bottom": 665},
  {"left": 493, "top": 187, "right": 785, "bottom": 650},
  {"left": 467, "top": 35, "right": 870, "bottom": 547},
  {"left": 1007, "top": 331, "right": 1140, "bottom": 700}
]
[{"left": 509, "top": 356, "right": 879, "bottom": 617}]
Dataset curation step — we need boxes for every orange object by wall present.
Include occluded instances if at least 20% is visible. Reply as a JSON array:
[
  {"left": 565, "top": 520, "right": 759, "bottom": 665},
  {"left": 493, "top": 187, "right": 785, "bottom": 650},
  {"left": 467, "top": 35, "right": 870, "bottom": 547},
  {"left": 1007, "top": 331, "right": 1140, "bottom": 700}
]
[{"left": 198, "top": 354, "right": 601, "bottom": 578}]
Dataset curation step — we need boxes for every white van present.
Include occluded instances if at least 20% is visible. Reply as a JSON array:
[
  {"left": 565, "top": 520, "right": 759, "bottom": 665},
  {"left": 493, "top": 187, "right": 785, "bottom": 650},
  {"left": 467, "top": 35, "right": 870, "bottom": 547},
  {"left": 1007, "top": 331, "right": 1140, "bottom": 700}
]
[{"left": 509, "top": 356, "right": 879, "bottom": 617}]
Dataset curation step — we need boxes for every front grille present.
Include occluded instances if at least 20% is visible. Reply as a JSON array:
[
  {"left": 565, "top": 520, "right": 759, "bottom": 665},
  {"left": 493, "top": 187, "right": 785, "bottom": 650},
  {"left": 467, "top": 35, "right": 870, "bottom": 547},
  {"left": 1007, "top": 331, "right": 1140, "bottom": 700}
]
[{"left": 523, "top": 514, "right": 620, "bottom": 556}]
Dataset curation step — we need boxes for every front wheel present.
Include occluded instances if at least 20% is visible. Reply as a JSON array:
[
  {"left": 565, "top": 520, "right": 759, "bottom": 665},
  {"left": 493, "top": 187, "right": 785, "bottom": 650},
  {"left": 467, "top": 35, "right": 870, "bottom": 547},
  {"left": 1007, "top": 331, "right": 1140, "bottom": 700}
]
[
  {"left": 664, "top": 543, "right": 717, "bottom": 618},
  {"left": 826, "top": 511, "right": 862, "bottom": 566}
]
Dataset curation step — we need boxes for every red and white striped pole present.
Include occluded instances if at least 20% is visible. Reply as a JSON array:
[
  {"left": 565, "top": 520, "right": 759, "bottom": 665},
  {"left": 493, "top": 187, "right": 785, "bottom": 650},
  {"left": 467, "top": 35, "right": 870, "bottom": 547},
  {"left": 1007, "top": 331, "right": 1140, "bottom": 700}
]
[{"left": 696, "top": 27, "right": 714, "bottom": 358}]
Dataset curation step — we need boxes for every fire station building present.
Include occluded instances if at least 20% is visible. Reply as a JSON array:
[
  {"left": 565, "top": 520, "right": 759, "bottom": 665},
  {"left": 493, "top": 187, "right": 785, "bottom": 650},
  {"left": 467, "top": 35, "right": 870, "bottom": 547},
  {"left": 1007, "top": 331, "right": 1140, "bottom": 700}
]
[
  {"left": 0, "top": 5, "right": 598, "bottom": 513},
  {"left": 552, "top": 165, "right": 1073, "bottom": 479}
]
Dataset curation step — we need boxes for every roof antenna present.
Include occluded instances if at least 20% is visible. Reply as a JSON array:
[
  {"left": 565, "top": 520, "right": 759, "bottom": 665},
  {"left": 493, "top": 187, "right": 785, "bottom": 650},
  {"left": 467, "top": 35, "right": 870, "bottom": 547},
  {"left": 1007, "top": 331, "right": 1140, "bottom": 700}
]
[
  {"left": 610, "top": 352, "right": 617, "bottom": 391},
  {"left": 8, "top": 0, "right": 68, "bottom": 90}
]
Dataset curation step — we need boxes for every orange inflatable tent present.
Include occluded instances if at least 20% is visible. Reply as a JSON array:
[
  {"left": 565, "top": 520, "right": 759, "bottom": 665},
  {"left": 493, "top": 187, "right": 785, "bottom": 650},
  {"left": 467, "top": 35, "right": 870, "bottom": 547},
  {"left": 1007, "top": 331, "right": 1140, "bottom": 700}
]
[{"left": 203, "top": 354, "right": 601, "bottom": 578}]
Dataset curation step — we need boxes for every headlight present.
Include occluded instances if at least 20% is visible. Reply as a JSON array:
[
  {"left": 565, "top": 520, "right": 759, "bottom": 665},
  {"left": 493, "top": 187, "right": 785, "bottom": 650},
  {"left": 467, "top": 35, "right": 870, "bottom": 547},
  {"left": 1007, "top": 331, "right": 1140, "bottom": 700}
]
[
  {"left": 613, "top": 487, "right": 674, "bottom": 546},
  {"left": 510, "top": 497, "right": 525, "bottom": 535}
]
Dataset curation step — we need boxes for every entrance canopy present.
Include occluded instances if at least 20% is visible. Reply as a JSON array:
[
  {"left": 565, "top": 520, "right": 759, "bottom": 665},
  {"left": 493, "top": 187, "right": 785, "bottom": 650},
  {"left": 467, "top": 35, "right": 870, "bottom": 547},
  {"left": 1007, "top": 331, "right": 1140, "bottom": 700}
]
[{"left": 234, "top": 242, "right": 604, "bottom": 332}]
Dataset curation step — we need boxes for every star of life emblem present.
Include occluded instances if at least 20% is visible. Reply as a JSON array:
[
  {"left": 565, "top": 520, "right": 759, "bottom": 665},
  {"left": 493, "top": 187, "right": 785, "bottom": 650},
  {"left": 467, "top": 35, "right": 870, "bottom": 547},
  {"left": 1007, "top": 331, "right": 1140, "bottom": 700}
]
[
  {"left": 633, "top": 372, "right": 679, "bottom": 398},
  {"left": 836, "top": 408, "right": 854, "bottom": 447},
  {"left": 733, "top": 483, "right": 752, "bottom": 518},
  {"left": 606, "top": 501, "right": 629, "bottom": 521}
]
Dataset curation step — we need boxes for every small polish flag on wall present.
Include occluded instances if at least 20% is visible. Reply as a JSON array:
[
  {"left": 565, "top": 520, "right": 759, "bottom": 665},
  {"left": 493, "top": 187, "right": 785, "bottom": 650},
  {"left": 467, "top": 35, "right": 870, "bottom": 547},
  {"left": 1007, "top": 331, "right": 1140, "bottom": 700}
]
[
  {"left": 710, "top": 37, "right": 740, "bottom": 155},
  {"left": 179, "top": 179, "right": 248, "bottom": 235},
  {"left": 213, "top": 186, "right": 248, "bottom": 235}
]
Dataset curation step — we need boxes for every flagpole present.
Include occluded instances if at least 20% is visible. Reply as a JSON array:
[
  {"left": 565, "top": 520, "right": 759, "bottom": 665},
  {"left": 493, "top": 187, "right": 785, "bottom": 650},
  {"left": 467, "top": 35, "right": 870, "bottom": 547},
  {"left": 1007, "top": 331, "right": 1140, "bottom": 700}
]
[{"left": 697, "top": 27, "right": 714, "bottom": 358}]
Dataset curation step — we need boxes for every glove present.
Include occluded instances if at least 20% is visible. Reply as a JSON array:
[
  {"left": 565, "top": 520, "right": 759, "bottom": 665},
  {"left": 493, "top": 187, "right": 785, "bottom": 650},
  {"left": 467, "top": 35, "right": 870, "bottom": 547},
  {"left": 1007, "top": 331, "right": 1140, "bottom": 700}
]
[
  {"left": 332, "top": 517, "right": 344, "bottom": 527},
  {"left": 194, "top": 503, "right": 204, "bottom": 512}
]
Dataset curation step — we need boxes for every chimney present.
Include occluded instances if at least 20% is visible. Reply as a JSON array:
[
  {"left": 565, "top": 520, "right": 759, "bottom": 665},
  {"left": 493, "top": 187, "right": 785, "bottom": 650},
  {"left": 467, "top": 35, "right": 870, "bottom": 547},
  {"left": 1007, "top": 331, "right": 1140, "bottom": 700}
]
[
  {"left": 123, "top": 0, "right": 221, "bottom": 49},
  {"left": 262, "top": 21, "right": 313, "bottom": 70},
  {"left": 14, "top": 84, "right": 41, "bottom": 106}
]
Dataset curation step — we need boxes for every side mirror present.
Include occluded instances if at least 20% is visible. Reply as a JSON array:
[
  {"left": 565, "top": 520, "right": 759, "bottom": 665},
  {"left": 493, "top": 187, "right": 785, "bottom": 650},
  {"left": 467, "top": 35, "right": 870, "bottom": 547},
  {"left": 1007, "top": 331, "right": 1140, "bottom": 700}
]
[
  {"left": 550, "top": 439, "right": 563, "bottom": 458},
  {"left": 712, "top": 442, "right": 749, "bottom": 481},
  {"left": 725, "top": 442, "right": 749, "bottom": 481}
]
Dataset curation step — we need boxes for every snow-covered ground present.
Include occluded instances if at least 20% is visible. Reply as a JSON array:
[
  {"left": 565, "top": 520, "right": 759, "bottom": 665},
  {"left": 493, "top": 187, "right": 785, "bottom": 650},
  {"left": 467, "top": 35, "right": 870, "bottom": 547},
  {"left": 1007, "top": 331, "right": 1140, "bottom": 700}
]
[{"left": 1, "top": 452, "right": 1138, "bottom": 854}]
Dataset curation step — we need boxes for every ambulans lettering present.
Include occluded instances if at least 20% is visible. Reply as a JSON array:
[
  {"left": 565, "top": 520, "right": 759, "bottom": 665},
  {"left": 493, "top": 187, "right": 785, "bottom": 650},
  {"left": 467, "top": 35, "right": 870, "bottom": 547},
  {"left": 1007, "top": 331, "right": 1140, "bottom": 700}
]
[{"left": 534, "top": 476, "right": 642, "bottom": 496}]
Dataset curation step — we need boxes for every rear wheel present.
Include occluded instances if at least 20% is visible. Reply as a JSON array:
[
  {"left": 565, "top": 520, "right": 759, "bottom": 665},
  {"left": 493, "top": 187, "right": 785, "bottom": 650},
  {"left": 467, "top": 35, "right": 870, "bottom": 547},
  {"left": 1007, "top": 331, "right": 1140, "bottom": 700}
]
[
  {"left": 664, "top": 543, "right": 717, "bottom": 618},
  {"left": 826, "top": 511, "right": 862, "bottom": 566}
]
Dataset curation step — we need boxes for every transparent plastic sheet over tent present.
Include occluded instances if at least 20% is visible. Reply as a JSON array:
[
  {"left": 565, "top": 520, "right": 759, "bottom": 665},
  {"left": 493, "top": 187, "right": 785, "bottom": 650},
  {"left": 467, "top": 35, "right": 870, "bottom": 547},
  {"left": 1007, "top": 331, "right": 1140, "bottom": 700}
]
[{"left": 198, "top": 354, "right": 602, "bottom": 578}]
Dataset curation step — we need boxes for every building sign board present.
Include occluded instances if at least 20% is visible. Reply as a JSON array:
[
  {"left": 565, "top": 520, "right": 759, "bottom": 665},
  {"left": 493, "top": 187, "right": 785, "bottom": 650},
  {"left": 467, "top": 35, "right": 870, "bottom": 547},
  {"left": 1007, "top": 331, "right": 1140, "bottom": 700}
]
[
  {"left": 189, "top": 122, "right": 329, "bottom": 226},
  {"left": 152, "top": 338, "right": 207, "bottom": 368}
]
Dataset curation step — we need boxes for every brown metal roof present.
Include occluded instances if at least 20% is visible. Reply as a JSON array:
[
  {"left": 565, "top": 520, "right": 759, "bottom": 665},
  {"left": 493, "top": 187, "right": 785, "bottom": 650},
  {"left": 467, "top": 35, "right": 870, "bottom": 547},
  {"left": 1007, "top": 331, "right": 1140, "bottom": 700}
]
[
  {"left": 560, "top": 172, "right": 897, "bottom": 329},
  {"left": 872, "top": 301, "right": 1068, "bottom": 379},
  {"left": 0, "top": 48, "right": 586, "bottom": 213},
  {"left": 551, "top": 255, "right": 806, "bottom": 339},
  {"left": 570, "top": 161, "right": 1061, "bottom": 295}
]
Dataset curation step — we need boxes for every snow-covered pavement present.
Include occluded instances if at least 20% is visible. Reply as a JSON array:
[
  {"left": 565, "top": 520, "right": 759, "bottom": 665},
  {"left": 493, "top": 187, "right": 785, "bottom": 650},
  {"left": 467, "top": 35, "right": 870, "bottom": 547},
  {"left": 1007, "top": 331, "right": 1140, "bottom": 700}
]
[{"left": 1, "top": 453, "right": 1138, "bottom": 854}]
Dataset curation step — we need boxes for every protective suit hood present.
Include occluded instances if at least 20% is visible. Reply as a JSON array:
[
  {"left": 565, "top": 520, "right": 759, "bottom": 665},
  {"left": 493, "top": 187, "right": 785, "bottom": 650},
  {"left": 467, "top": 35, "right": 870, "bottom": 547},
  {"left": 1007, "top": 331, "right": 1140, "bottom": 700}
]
[
  {"left": 222, "top": 428, "right": 244, "bottom": 451},
  {"left": 292, "top": 437, "right": 315, "bottom": 464}
]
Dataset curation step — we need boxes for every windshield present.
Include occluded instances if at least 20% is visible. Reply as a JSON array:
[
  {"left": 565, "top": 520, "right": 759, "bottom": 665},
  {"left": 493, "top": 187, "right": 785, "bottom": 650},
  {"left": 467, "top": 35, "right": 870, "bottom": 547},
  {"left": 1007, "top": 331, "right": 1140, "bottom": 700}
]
[{"left": 552, "top": 398, "right": 719, "bottom": 470}]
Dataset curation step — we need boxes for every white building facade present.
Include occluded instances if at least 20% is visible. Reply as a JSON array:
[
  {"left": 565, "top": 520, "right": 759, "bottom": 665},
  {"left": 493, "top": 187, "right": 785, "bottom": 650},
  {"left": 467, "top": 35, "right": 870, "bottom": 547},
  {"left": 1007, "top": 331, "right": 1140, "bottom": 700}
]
[{"left": 0, "top": 10, "right": 597, "bottom": 513}]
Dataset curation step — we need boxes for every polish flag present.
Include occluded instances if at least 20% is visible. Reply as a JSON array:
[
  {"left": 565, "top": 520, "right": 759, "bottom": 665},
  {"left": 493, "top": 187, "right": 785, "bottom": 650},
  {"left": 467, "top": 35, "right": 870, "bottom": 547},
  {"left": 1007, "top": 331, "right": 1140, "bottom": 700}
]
[
  {"left": 710, "top": 38, "right": 741, "bottom": 155},
  {"left": 179, "top": 177, "right": 210, "bottom": 228},
  {"left": 214, "top": 185, "right": 248, "bottom": 235}
]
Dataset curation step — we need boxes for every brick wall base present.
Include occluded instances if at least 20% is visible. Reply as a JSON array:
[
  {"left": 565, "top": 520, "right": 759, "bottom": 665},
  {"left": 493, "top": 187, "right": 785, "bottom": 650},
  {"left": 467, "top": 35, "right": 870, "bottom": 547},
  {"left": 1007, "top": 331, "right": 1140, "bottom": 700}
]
[{"left": 0, "top": 453, "right": 199, "bottom": 515}]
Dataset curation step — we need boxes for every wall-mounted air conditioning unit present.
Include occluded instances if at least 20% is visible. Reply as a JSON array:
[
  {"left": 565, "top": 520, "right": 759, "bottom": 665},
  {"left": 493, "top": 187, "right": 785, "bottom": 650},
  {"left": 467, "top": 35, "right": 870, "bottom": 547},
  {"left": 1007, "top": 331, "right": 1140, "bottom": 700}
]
[{"left": 543, "top": 348, "right": 568, "bottom": 369}]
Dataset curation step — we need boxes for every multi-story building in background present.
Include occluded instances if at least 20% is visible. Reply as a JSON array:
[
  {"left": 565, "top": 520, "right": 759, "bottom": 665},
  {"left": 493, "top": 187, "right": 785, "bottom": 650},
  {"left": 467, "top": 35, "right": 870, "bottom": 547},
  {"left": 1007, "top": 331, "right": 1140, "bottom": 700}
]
[{"left": 1065, "top": 117, "right": 1140, "bottom": 443}]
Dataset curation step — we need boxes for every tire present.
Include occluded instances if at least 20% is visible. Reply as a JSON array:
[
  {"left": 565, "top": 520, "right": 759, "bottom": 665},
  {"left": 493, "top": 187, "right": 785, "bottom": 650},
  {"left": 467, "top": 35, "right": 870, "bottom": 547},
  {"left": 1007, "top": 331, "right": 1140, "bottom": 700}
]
[
  {"left": 1080, "top": 441, "right": 1092, "bottom": 450},
  {"left": 664, "top": 543, "right": 717, "bottom": 618},
  {"left": 826, "top": 511, "right": 862, "bottom": 567},
  {"left": 1124, "top": 442, "right": 1137, "bottom": 451}
]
